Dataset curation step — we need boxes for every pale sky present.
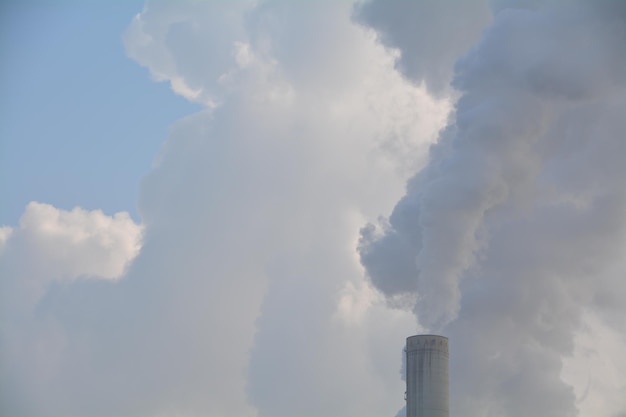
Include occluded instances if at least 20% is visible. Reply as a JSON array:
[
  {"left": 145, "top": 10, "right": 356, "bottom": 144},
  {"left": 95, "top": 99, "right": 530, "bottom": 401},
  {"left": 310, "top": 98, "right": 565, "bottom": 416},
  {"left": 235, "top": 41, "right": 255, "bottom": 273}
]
[
  {"left": 1, "top": 2, "right": 625, "bottom": 417},
  {"left": 1, "top": 1, "right": 198, "bottom": 224}
]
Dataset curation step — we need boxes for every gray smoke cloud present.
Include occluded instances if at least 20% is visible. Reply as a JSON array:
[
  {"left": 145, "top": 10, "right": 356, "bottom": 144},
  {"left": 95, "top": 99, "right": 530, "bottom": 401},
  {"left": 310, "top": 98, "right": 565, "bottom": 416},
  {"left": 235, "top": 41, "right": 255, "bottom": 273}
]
[
  {"left": 353, "top": 0, "right": 491, "bottom": 94},
  {"left": 358, "top": 0, "right": 626, "bottom": 416}
]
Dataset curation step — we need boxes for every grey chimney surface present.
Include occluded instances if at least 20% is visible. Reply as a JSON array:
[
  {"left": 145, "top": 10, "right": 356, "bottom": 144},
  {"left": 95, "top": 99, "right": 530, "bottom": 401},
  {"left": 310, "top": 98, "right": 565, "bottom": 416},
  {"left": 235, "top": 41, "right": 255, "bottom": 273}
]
[{"left": 406, "top": 335, "right": 449, "bottom": 417}]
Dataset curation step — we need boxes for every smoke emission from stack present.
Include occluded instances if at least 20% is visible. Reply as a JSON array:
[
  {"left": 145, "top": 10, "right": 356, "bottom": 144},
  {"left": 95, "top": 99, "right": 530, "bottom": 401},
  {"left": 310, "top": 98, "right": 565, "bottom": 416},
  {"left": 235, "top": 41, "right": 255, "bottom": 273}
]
[
  {"left": 358, "top": 1, "right": 626, "bottom": 416},
  {"left": 406, "top": 335, "right": 449, "bottom": 417}
]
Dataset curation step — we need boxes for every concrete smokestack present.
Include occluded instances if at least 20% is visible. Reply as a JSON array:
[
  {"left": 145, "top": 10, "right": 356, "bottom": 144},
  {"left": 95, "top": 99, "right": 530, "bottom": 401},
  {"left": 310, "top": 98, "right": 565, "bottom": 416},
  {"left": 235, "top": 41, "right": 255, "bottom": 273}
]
[{"left": 406, "top": 335, "right": 449, "bottom": 417}]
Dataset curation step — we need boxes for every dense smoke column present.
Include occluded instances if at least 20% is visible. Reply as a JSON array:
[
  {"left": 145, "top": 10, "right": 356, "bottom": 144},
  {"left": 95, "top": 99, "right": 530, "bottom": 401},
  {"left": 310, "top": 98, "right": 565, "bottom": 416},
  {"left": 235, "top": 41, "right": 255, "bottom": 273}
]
[
  {"left": 406, "top": 335, "right": 449, "bottom": 417},
  {"left": 359, "top": 1, "right": 626, "bottom": 415}
]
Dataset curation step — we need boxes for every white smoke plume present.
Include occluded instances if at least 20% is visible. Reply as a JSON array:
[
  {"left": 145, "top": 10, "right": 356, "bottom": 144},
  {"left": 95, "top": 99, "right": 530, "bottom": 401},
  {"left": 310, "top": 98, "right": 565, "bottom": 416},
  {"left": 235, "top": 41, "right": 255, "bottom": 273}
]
[{"left": 358, "top": 0, "right": 626, "bottom": 416}]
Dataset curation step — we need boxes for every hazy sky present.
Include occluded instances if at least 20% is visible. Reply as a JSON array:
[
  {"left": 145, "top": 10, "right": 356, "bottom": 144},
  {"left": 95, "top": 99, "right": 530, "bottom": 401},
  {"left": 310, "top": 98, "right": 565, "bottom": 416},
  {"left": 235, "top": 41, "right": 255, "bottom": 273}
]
[{"left": 1, "top": 1, "right": 625, "bottom": 417}]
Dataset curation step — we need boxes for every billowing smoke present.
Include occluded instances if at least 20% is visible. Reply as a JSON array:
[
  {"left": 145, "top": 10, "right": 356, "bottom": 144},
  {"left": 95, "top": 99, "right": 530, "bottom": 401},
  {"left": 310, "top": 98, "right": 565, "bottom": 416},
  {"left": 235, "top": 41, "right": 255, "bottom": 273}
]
[
  {"left": 353, "top": 0, "right": 491, "bottom": 95},
  {"left": 358, "top": 0, "right": 626, "bottom": 416}
]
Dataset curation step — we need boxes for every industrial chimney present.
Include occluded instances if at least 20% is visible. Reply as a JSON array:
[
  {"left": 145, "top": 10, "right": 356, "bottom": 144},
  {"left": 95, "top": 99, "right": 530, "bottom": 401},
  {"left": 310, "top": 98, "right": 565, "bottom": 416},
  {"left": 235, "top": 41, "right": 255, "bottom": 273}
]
[{"left": 405, "top": 335, "right": 449, "bottom": 417}]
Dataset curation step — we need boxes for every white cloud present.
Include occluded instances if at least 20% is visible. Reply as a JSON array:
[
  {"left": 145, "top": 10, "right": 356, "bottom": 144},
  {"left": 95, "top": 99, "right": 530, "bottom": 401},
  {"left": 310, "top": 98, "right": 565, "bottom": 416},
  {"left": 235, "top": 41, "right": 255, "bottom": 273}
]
[
  {"left": 1, "top": 2, "right": 446, "bottom": 417},
  {"left": 19, "top": 202, "right": 141, "bottom": 279},
  {"left": 0, "top": 226, "right": 12, "bottom": 253},
  {"left": 0, "top": 202, "right": 142, "bottom": 308},
  {"left": 123, "top": 1, "right": 254, "bottom": 106},
  {"left": 0, "top": 203, "right": 143, "bottom": 416}
]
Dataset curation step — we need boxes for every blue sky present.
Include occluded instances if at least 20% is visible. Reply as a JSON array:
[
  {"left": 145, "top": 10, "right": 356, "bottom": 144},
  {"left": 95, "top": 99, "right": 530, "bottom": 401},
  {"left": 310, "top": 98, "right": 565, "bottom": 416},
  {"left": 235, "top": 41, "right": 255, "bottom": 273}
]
[{"left": 0, "top": 1, "right": 199, "bottom": 224}]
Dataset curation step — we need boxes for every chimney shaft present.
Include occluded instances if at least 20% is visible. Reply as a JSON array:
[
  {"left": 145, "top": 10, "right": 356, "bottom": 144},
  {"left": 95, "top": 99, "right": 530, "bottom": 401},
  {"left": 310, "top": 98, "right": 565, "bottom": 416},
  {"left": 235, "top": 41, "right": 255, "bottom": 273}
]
[{"left": 405, "top": 335, "right": 449, "bottom": 417}]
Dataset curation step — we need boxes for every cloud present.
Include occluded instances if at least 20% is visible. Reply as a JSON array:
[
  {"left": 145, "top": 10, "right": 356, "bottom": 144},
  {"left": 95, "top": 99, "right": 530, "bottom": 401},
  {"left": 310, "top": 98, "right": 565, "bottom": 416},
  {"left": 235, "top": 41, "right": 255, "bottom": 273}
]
[
  {"left": 0, "top": 226, "right": 12, "bottom": 253},
  {"left": 124, "top": 0, "right": 253, "bottom": 106},
  {"left": 1, "top": 2, "right": 446, "bottom": 417},
  {"left": 127, "top": 4, "right": 446, "bottom": 417},
  {"left": 0, "top": 202, "right": 141, "bottom": 306},
  {"left": 0, "top": 203, "right": 142, "bottom": 416}
]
